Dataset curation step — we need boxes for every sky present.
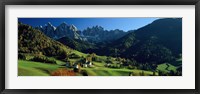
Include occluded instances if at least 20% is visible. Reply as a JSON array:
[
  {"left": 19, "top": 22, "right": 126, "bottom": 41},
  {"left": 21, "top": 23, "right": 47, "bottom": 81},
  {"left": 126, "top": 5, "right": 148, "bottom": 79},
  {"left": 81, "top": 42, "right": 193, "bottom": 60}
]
[{"left": 18, "top": 18, "right": 160, "bottom": 31}]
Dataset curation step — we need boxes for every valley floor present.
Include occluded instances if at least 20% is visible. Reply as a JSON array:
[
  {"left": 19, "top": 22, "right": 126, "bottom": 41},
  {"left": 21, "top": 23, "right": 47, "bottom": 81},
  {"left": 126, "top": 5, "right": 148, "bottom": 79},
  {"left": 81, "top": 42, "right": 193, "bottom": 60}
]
[
  {"left": 18, "top": 51, "right": 181, "bottom": 76},
  {"left": 18, "top": 60, "right": 158, "bottom": 76}
]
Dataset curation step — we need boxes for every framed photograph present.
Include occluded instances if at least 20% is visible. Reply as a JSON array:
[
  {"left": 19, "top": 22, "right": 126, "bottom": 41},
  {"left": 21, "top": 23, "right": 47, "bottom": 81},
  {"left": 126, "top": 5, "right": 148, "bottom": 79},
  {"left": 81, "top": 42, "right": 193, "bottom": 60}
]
[{"left": 0, "top": 0, "right": 199, "bottom": 94}]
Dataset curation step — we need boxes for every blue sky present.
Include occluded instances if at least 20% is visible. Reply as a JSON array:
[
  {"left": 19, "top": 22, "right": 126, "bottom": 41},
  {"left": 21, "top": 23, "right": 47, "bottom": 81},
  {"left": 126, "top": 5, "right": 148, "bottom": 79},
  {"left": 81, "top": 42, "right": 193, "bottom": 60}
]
[{"left": 18, "top": 18, "right": 160, "bottom": 31}]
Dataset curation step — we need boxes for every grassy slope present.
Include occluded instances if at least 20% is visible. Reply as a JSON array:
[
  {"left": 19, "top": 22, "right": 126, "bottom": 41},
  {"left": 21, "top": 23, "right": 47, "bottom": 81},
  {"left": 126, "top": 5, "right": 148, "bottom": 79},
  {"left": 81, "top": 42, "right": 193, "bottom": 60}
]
[
  {"left": 73, "top": 50, "right": 88, "bottom": 57},
  {"left": 82, "top": 67, "right": 156, "bottom": 76},
  {"left": 18, "top": 60, "right": 64, "bottom": 76},
  {"left": 18, "top": 46, "right": 180, "bottom": 76},
  {"left": 18, "top": 47, "right": 159, "bottom": 76},
  {"left": 18, "top": 59, "right": 157, "bottom": 76},
  {"left": 157, "top": 63, "right": 177, "bottom": 73},
  {"left": 82, "top": 62, "right": 157, "bottom": 76}
]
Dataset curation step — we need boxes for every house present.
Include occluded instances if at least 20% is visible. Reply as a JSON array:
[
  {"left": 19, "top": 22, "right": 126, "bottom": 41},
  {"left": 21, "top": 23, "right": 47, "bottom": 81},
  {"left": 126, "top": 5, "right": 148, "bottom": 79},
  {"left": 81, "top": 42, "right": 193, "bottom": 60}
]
[
  {"left": 74, "top": 64, "right": 79, "bottom": 69},
  {"left": 85, "top": 60, "right": 88, "bottom": 63},
  {"left": 88, "top": 61, "right": 92, "bottom": 67},
  {"left": 83, "top": 59, "right": 93, "bottom": 67},
  {"left": 73, "top": 64, "right": 80, "bottom": 72},
  {"left": 82, "top": 64, "right": 88, "bottom": 68},
  {"left": 105, "top": 63, "right": 111, "bottom": 67}
]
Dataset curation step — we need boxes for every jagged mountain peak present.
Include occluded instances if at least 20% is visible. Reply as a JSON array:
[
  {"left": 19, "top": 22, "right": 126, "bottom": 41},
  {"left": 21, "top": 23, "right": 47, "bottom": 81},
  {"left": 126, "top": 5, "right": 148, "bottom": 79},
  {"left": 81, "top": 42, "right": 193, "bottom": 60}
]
[
  {"left": 93, "top": 25, "right": 104, "bottom": 29},
  {"left": 45, "top": 22, "right": 53, "bottom": 27},
  {"left": 47, "top": 22, "right": 52, "bottom": 25},
  {"left": 39, "top": 25, "right": 43, "bottom": 28},
  {"left": 71, "top": 24, "right": 76, "bottom": 28},
  {"left": 60, "top": 22, "right": 68, "bottom": 26},
  {"left": 70, "top": 24, "right": 78, "bottom": 31}
]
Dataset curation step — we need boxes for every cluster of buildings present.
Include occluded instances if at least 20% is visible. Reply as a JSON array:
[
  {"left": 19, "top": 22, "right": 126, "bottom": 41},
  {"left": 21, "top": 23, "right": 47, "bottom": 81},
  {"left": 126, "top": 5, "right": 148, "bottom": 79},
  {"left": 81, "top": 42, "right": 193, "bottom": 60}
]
[{"left": 65, "top": 59, "right": 93, "bottom": 70}]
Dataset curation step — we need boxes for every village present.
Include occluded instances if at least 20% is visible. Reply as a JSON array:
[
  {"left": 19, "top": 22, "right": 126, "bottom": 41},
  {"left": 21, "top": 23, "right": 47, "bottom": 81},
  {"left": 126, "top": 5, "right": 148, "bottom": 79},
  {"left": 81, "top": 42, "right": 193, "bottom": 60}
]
[{"left": 62, "top": 53, "right": 139, "bottom": 76}]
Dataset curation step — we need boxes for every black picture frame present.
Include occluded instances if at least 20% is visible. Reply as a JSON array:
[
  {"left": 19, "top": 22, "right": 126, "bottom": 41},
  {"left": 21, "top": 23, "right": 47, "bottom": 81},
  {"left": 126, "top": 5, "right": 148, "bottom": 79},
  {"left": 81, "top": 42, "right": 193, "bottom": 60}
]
[{"left": 0, "top": 0, "right": 199, "bottom": 94}]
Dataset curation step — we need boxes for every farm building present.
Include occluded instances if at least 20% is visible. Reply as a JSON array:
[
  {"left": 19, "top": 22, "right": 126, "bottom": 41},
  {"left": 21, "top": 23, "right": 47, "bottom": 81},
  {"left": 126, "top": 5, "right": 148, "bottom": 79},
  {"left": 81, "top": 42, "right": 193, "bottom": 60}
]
[{"left": 82, "top": 61, "right": 93, "bottom": 68}]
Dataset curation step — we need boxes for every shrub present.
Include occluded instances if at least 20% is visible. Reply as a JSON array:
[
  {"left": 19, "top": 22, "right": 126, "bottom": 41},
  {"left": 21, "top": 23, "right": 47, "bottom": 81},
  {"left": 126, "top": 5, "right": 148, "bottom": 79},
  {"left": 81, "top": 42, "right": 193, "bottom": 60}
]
[
  {"left": 69, "top": 53, "right": 80, "bottom": 59},
  {"left": 18, "top": 53, "right": 27, "bottom": 60},
  {"left": 127, "top": 65, "right": 137, "bottom": 69},
  {"left": 81, "top": 70, "right": 88, "bottom": 76},
  {"left": 57, "top": 51, "right": 68, "bottom": 60}
]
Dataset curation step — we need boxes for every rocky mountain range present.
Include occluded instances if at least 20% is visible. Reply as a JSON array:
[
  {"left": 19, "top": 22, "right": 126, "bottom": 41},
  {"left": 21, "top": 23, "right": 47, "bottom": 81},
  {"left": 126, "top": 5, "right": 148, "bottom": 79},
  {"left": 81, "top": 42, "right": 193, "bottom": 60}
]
[
  {"left": 36, "top": 22, "right": 84, "bottom": 40},
  {"left": 35, "top": 22, "right": 128, "bottom": 43},
  {"left": 82, "top": 26, "right": 127, "bottom": 42}
]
